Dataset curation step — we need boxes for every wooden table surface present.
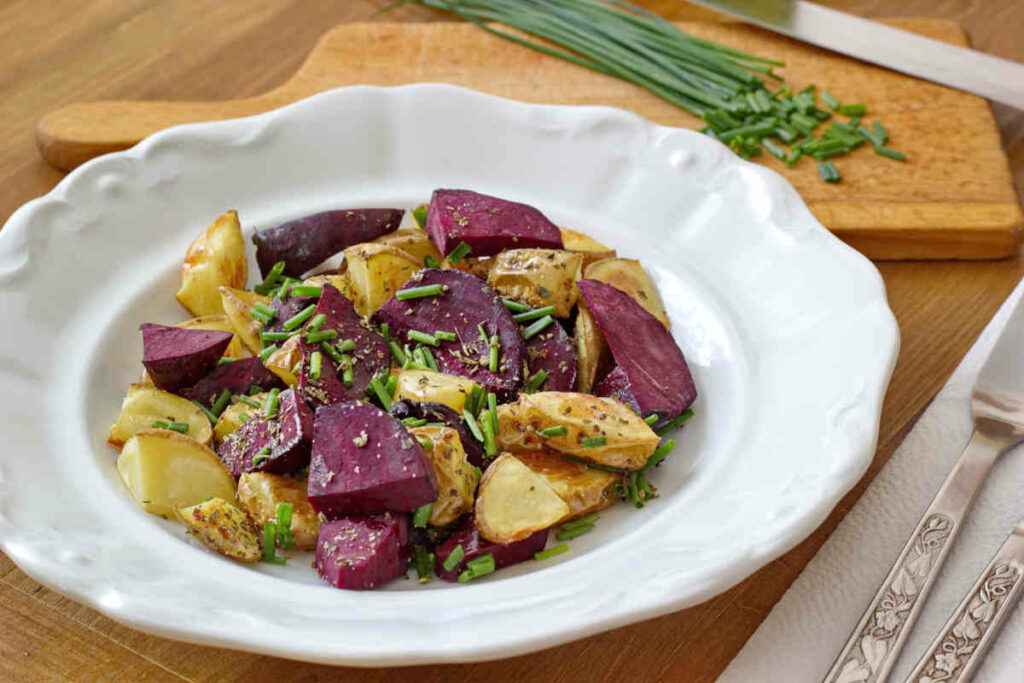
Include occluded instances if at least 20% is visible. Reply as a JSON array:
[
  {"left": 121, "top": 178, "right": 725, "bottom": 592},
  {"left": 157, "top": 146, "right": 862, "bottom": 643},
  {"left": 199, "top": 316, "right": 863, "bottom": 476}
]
[{"left": 2, "top": 2, "right": 1023, "bottom": 681}]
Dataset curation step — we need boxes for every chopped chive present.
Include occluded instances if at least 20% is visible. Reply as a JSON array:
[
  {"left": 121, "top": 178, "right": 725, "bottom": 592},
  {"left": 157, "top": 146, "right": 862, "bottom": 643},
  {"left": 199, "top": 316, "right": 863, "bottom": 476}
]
[
  {"left": 337, "top": 338, "right": 356, "bottom": 353},
  {"left": 275, "top": 502, "right": 294, "bottom": 549},
  {"left": 785, "top": 148, "right": 803, "bottom": 167},
  {"left": 644, "top": 414, "right": 659, "bottom": 426},
  {"left": 211, "top": 389, "right": 232, "bottom": 418},
  {"left": 481, "top": 416, "right": 498, "bottom": 457},
  {"left": 447, "top": 241, "right": 472, "bottom": 263},
  {"left": 369, "top": 375, "right": 392, "bottom": 409},
  {"left": 644, "top": 438, "right": 676, "bottom": 471},
  {"left": 818, "top": 160, "right": 841, "bottom": 183},
  {"left": 282, "top": 304, "right": 317, "bottom": 331},
  {"left": 408, "top": 330, "right": 438, "bottom": 347},
  {"left": 521, "top": 315, "right": 554, "bottom": 340},
  {"left": 656, "top": 409, "right": 695, "bottom": 436},
  {"left": 413, "top": 545, "right": 434, "bottom": 583},
  {"left": 562, "top": 513, "right": 599, "bottom": 530},
  {"left": 396, "top": 284, "right": 447, "bottom": 301},
  {"left": 463, "top": 410, "right": 485, "bottom": 443},
  {"left": 442, "top": 544, "right": 465, "bottom": 572},
  {"left": 581, "top": 435, "right": 607, "bottom": 448},
  {"left": 307, "top": 313, "right": 327, "bottom": 333},
  {"left": 258, "top": 344, "right": 279, "bottom": 363},
  {"left": 263, "top": 388, "right": 281, "bottom": 418},
  {"left": 402, "top": 417, "right": 428, "bottom": 428},
  {"left": 458, "top": 553, "right": 496, "bottom": 583},
  {"left": 412, "top": 204, "right": 428, "bottom": 228},
  {"left": 417, "top": 436, "right": 433, "bottom": 451},
  {"left": 419, "top": 345, "right": 439, "bottom": 372},
  {"left": 538, "top": 425, "right": 567, "bottom": 438},
  {"left": 821, "top": 90, "right": 840, "bottom": 110},
  {"left": 217, "top": 357, "right": 236, "bottom": 366},
  {"left": 435, "top": 330, "right": 457, "bottom": 342},
  {"left": 254, "top": 261, "right": 286, "bottom": 295},
  {"left": 534, "top": 544, "right": 570, "bottom": 561},
  {"left": 320, "top": 341, "right": 344, "bottom": 365},
  {"left": 379, "top": 323, "right": 390, "bottom": 340},
  {"left": 252, "top": 447, "right": 271, "bottom": 467},
  {"left": 761, "top": 138, "right": 787, "bottom": 161},
  {"left": 308, "top": 351, "right": 323, "bottom": 380},
  {"left": 487, "top": 392, "right": 498, "bottom": 427},
  {"left": 424, "top": 255, "right": 440, "bottom": 269},
  {"left": 465, "top": 385, "right": 485, "bottom": 416},
  {"left": 260, "top": 330, "right": 294, "bottom": 343},
  {"left": 872, "top": 121, "right": 889, "bottom": 144},
  {"left": 874, "top": 146, "right": 906, "bottom": 161},
  {"left": 385, "top": 373, "right": 398, "bottom": 397},
  {"left": 305, "top": 329, "right": 338, "bottom": 344},
  {"left": 502, "top": 298, "right": 531, "bottom": 313},
  {"left": 262, "top": 522, "right": 277, "bottom": 561},
  {"left": 342, "top": 362, "right": 354, "bottom": 386},
  {"left": 555, "top": 524, "right": 594, "bottom": 542},
  {"left": 234, "top": 395, "right": 262, "bottom": 409},
  {"left": 412, "top": 346, "right": 428, "bottom": 369},
  {"left": 512, "top": 305, "right": 556, "bottom": 323},
  {"left": 389, "top": 340, "right": 407, "bottom": 365},
  {"left": 151, "top": 420, "right": 189, "bottom": 434},
  {"left": 289, "top": 285, "right": 322, "bottom": 299},
  {"left": 248, "top": 384, "right": 263, "bottom": 396},
  {"left": 488, "top": 336, "right": 500, "bottom": 372},
  {"left": 857, "top": 126, "right": 884, "bottom": 147},
  {"left": 251, "top": 303, "right": 276, "bottom": 325},
  {"left": 838, "top": 103, "right": 866, "bottom": 117},
  {"left": 193, "top": 401, "right": 219, "bottom": 424},
  {"left": 413, "top": 503, "right": 433, "bottom": 528},
  {"left": 523, "top": 369, "right": 549, "bottom": 393}
]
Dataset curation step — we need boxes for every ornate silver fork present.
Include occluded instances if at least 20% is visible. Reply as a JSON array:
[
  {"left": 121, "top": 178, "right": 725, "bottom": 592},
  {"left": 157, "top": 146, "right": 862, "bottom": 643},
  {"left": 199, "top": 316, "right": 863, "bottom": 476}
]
[{"left": 823, "top": 294, "right": 1024, "bottom": 683}]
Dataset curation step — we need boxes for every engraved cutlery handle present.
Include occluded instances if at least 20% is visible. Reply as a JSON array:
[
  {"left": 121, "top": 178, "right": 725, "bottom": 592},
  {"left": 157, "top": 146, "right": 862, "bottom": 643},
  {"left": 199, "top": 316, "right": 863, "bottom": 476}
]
[
  {"left": 905, "top": 524, "right": 1024, "bottom": 683},
  {"left": 822, "top": 431, "right": 1005, "bottom": 683}
]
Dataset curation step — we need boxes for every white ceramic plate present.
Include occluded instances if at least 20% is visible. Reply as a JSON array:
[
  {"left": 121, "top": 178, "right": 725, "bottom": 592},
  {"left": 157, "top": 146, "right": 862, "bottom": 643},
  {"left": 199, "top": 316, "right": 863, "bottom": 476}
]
[{"left": 0, "top": 85, "right": 898, "bottom": 666}]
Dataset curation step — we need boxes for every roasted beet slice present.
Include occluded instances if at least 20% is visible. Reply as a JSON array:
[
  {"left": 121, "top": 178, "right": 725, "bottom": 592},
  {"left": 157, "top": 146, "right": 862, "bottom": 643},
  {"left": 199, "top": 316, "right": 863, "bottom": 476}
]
[
  {"left": 577, "top": 280, "right": 696, "bottom": 419},
  {"left": 525, "top": 321, "right": 577, "bottom": 392},
  {"left": 372, "top": 269, "right": 524, "bottom": 399},
  {"left": 217, "top": 389, "right": 314, "bottom": 476},
  {"left": 388, "top": 399, "right": 486, "bottom": 468},
  {"left": 315, "top": 513, "right": 409, "bottom": 590},
  {"left": 593, "top": 366, "right": 641, "bottom": 414},
  {"left": 297, "top": 284, "right": 389, "bottom": 408},
  {"left": 253, "top": 209, "right": 403, "bottom": 278},
  {"left": 140, "top": 323, "right": 232, "bottom": 392},
  {"left": 183, "top": 357, "right": 284, "bottom": 406},
  {"left": 434, "top": 517, "right": 548, "bottom": 583},
  {"left": 425, "top": 189, "right": 563, "bottom": 258},
  {"left": 308, "top": 401, "right": 437, "bottom": 515}
]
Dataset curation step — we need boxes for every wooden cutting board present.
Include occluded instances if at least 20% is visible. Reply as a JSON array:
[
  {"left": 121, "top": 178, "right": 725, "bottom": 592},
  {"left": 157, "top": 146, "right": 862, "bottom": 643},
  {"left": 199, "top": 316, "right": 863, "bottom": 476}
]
[{"left": 35, "top": 19, "right": 1023, "bottom": 261}]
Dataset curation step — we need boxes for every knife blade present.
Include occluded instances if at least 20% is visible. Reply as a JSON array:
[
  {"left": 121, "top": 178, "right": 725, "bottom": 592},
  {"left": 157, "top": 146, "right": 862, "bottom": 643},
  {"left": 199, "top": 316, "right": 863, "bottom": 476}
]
[{"left": 687, "top": 0, "right": 1024, "bottom": 110}]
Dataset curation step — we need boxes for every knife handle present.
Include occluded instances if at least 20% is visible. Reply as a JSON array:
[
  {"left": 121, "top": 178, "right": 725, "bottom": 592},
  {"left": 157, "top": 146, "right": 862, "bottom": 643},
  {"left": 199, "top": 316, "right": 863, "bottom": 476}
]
[
  {"left": 821, "top": 430, "right": 1006, "bottom": 683},
  {"left": 904, "top": 524, "right": 1024, "bottom": 683}
]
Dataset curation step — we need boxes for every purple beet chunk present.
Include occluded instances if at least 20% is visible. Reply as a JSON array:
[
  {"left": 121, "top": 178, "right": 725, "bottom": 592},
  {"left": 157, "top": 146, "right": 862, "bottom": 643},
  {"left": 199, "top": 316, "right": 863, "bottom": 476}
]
[
  {"left": 308, "top": 401, "right": 437, "bottom": 516},
  {"left": 217, "top": 389, "right": 314, "bottom": 476},
  {"left": 425, "top": 189, "right": 564, "bottom": 258},
  {"left": 315, "top": 513, "right": 410, "bottom": 590},
  {"left": 388, "top": 400, "right": 486, "bottom": 468},
  {"left": 183, "top": 357, "right": 284, "bottom": 406},
  {"left": 297, "top": 284, "right": 389, "bottom": 408},
  {"left": 594, "top": 366, "right": 641, "bottom": 414},
  {"left": 253, "top": 209, "right": 403, "bottom": 278},
  {"left": 434, "top": 517, "right": 548, "bottom": 582},
  {"left": 372, "top": 269, "right": 524, "bottom": 399},
  {"left": 525, "top": 320, "right": 577, "bottom": 392},
  {"left": 139, "top": 323, "right": 232, "bottom": 392},
  {"left": 577, "top": 279, "right": 697, "bottom": 419},
  {"left": 269, "top": 295, "right": 316, "bottom": 333}
]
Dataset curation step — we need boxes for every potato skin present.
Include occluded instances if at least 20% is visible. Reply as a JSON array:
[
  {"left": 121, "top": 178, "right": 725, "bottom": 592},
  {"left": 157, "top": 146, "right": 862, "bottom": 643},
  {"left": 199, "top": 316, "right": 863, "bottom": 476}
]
[
  {"left": 108, "top": 383, "right": 213, "bottom": 448},
  {"left": 487, "top": 249, "right": 582, "bottom": 317},
  {"left": 179, "top": 497, "right": 261, "bottom": 563},
  {"left": 574, "top": 302, "right": 610, "bottom": 394},
  {"left": 515, "top": 452, "right": 619, "bottom": 519},
  {"left": 583, "top": 258, "right": 669, "bottom": 328},
  {"left": 408, "top": 426, "right": 479, "bottom": 527},
  {"left": 176, "top": 210, "right": 248, "bottom": 317},
  {"left": 219, "top": 287, "right": 272, "bottom": 355},
  {"left": 237, "top": 472, "right": 320, "bottom": 550},
  {"left": 475, "top": 453, "right": 569, "bottom": 544},
  {"left": 495, "top": 392, "right": 659, "bottom": 470}
]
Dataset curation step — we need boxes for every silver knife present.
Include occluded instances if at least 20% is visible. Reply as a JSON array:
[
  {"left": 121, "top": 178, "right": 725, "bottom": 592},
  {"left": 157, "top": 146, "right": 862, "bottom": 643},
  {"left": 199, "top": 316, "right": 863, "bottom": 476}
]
[
  {"left": 687, "top": 0, "right": 1024, "bottom": 110},
  {"left": 822, "top": 292, "right": 1024, "bottom": 683},
  {"left": 905, "top": 521, "right": 1024, "bottom": 683}
]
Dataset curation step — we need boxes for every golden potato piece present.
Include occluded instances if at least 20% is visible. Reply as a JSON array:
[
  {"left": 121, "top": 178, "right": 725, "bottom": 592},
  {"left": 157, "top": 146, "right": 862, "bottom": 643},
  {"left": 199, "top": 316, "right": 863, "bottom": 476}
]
[
  {"left": 475, "top": 453, "right": 569, "bottom": 544},
  {"left": 176, "top": 210, "right": 248, "bottom": 317},
  {"left": 263, "top": 334, "right": 302, "bottom": 388},
  {"left": 444, "top": 256, "right": 495, "bottom": 280},
  {"left": 220, "top": 287, "right": 270, "bottom": 355},
  {"left": 179, "top": 497, "right": 261, "bottom": 563},
  {"left": 237, "top": 472, "right": 320, "bottom": 551},
  {"left": 409, "top": 426, "right": 479, "bottom": 527},
  {"left": 344, "top": 243, "right": 421, "bottom": 316},
  {"left": 374, "top": 228, "right": 442, "bottom": 267},
  {"left": 213, "top": 393, "right": 268, "bottom": 443},
  {"left": 108, "top": 384, "right": 213, "bottom": 449},
  {"left": 575, "top": 301, "right": 609, "bottom": 394},
  {"left": 394, "top": 369, "right": 480, "bottom": 413},
  {"left": 116, "top": 429, "right": 235, "bottom": 519},
  {"left": 177, "top": 314, "right": 248, "bottom": 358},
  {"left": 559, "top": 227, "right": 616, "bottom": 268},
  {"left": 487, "top": 249, "right": 583, "bottom": 317},
  {"left": 302, "top": 274, "right": 357, "bottom": 300},
  {"left": 515, "top": 452, "right": 619, "bottom": 519},
  {"left": 584, "top": 257, "right": 669, "bottom": 328},
  {"left": 496, "top": 392, "right": 659, "bottom": 470}
]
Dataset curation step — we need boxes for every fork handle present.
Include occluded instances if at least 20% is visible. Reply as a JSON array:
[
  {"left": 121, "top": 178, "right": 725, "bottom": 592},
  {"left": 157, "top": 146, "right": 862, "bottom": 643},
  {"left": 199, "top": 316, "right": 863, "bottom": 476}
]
[
  {"left": 904, "top": 524, "right": 1024, "bottom": 683},
  {"left": 822, "top": 430, "right": 1006, "bottom": 683}
]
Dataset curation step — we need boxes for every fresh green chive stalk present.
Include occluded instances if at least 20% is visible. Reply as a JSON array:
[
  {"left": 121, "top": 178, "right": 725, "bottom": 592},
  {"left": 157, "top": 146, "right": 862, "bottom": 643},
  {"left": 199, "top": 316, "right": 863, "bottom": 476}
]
[
  {"left": 512, "top": 305, "right": 556, "bottom": 323},
  {"left": 581, "top": 435, "right": 607, "bottom": 448},
  {"left": 435, "top": 330, "right": 457, "bottom": 342},
  {"left": 389, "top": 340, "right": 407, "bottom": 365},
  {"left": 488, "top": 335, "right": 500, "bottom": 372},
  {"left": 211, "top": 389, "right": 233, "bottom": 418},
  {"left": 443, "top": 544, "right": 465, "bottom": 572},
  {"left": 260, "top": 330, "right": 294, "bottom": 344},
  {"left": 307, "top": 313, "right": 327, "bottom": 333},
  {"left": 419, "top": 345, "right": 439, "bottom": 372},
  {"left": 539, "top": 425, "right": 568, "bottom": 438},
  {"left": 523, "top": 369, "right": 549, "bottom": 393},
  {"left": 818, "top": 160, "right": 842, "bottom": 183},
  {"left": 308, "top": 351, "right": 323, "bottom": 381},
  {"left": 304, "top": 329, "right": 337, "bottom": 344},
  {"left": 412, "top": 204, "right": 429, "bottom": 228},
  {"left": 289, "top": 286, "right": 322, "bottom": 299},
  {"left": 424, "top": 255, "right": 441, "bottom": 268},
  {"left": 458, "top": 554, "right": 497, "bottom": 583},
  {"left": 402, "top": 417, "right": 428, "bottom": 428},
  {"left": 263, "top": 388, "right": 281, "bottom": 418},
  {"left": 447, "top": 241, "right": 472, "bottom": 263},
  {"left": 259, "top": 344, "right": 279, "bottom": 363},
  {"left": 408, "top": 330, "right": 439, "bottom": 347},
  {"left": 235, "top": 395, "right": 262, "bottom": 409},
  {"left": 275, "top": 502, "right": 294, "bottom": 549},
  {"left": 254, "top": 261, "right": 286, "bottom": 295},
  {"left": 370, "top": 375, "right": 392, "bottom": 409},
  {"left": 282, "top": 304, "right": 317, "bottom": 331},
  {"left": 463, "top": 410, "right": 485, "bottom": 443},
  {"left": 656, "top": 409, "right": 694, "bottom": 436},
  {"left": 502, "top": 298, "right": 531, "bottom": 313},
  {"left": 534, "top": 544, "right": 570, "bottom": 561},
  {"left": 193, "top": 401, "right": 219, "bottom": 425},
  {"left": 413, "top": 503, "right": 433, "bottom": 528},
  {"left": 396, "top": 284, "right": 447, "bottom": 301},
  {"left": 338, "top": 339, "right": 356, "bottom": 353},
  {"left": 521, "top": 315, "right": 555, "bottom": 340},
  {"left": 151, "top": 420, "right": 189, "bottom": 434},
  {"left": 643, "top": 414, "right": 659, "bottom": 426}
]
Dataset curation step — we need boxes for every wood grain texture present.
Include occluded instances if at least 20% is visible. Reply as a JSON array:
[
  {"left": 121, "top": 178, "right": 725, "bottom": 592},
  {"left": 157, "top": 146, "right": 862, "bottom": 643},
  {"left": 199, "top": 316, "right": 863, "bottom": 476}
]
[
  {"left": 33, "top": 18, "right": 1023, "bottom": 260},
  {"left": 1, "top": 2, "right": 1023, "bottom": 681}
]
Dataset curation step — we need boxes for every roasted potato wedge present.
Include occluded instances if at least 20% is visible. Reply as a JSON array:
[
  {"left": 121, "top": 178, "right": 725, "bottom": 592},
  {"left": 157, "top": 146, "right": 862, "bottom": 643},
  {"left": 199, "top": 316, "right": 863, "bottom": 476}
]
[
  {"left": 409, "top": 425, "right": 479, "bottom": 527},
  {"left": 343, "top": 243, "right": 421, "bottom": 316},
  {"left": 584, "top": 258, "right": 669, "bottom": 328},
  {"left": 559, "top": 227, "right": 616, "bottom": 268},
  {"left": 108, "top": 384, "right": 213, "bottom": 449},
  {"left": 176, "top": 210, "right": 248, "bottom": 317},
  {"left": 515, "top": 452, "right": 619, "bottom": 519},
  {"left": 487, "top": 249, "right": 583, "bottom": 317},
  {"left": 237, "top": 472, "right": 320, "bottom": 550},
  {"left": 179, "top": 497, "right": 261, "bottom": 562},
  {"left": 475, "top": 453, "right": 569, "bottom": 544},
  {"left": 496, "top": 391, "right": 659, "bottom": 470},
  {"left": 177, "top": 315, "right": 248, "bottom": 358},
  {"left": 116, "top": 429, "right": 235, "bottom": 519},
  {"left": 302, "top": 273, "right": 358, "bottom": 300},
  {"left": 444, "top": 256, "right": 495, "bottom": 280},
  {"left": 374, "top": 228, "right": 442, "bottom": 267},
  {"left": 219, "top": 287, "right": 271, "bottom": 355},
  {"left": 213, "top": 392, "right": 268, "bottom": 443},
  {"left": 394, "top": 369, "right": 480, "bottom": 413},
  {"left": 575, "top": 301, "right": 610, "bottom": 393},
  {"left": 263, "top": 335, "right": 302, "bottom": 388}
]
